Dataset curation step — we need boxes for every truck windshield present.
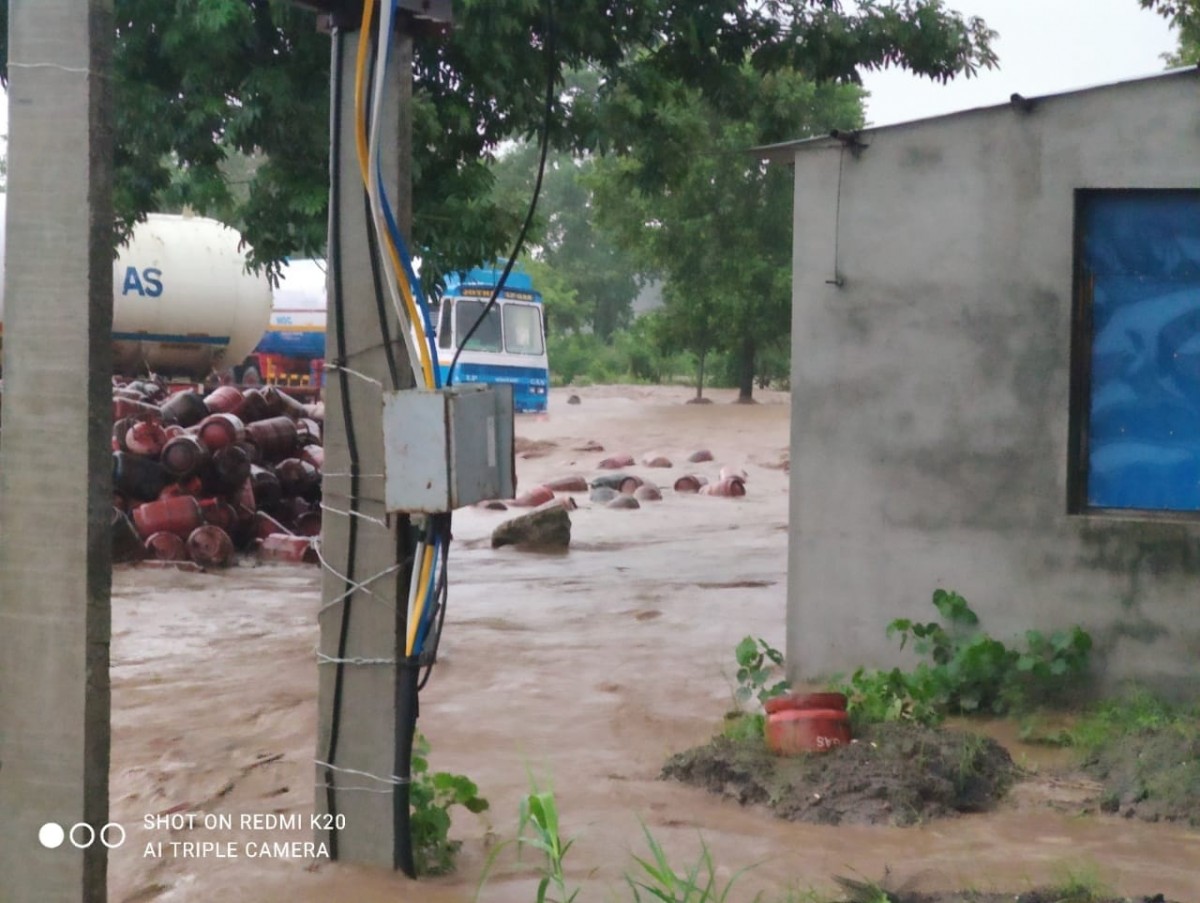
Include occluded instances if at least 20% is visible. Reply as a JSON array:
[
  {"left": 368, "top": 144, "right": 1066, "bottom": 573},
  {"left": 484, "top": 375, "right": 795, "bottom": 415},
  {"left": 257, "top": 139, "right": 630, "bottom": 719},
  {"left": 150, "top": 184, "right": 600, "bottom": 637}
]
[
  {"left": 503, "top": 304, "right": 544, "bottom": 355},
  {"left": 454, "top": 299, "right": 502, "bottom": 352}
]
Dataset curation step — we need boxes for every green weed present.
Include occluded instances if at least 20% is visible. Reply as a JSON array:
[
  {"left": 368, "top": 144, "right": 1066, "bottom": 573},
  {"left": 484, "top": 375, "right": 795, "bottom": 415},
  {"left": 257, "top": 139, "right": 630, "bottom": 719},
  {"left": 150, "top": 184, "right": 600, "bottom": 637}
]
[
  {"left": 476, "top": 781, "right": 581, "bottom": 903},
  {"left": 625, "top": 822, "right": 754, "bottom": 903},
  {"left": 837, "top": 589, "right": 1093, "bottom": 726},
  {"left": 410, "top": 733, "right": 490, "bottom": 876},
  {"left": 734, "top": 636, "right": 791, "bottom": 709}
]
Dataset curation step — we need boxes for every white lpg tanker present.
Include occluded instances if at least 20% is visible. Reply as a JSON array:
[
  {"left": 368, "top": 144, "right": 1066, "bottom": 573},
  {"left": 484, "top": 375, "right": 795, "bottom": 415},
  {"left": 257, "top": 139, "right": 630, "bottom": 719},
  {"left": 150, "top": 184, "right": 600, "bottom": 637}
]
[{"left": 0, "top": 195, "right": 274, "bottom": 379}]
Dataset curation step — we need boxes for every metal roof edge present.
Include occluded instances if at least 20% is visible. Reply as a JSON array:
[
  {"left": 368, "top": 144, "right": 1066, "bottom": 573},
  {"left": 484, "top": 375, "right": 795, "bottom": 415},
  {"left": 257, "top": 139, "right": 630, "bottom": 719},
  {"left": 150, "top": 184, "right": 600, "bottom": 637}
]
[{"left": 752, "top": 66, "right": 1200, "bottom": 161}]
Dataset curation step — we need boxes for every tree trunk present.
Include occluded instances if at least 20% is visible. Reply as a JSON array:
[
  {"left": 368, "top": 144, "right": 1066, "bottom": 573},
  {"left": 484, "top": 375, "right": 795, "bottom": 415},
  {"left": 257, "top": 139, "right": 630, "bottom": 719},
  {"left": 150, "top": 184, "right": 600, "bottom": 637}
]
[
  {"left": 736, "top": 335, "right": 756, "bottom": 403},
  {"left": 696, "top": 350, "right": 706, "bottom": 400}
]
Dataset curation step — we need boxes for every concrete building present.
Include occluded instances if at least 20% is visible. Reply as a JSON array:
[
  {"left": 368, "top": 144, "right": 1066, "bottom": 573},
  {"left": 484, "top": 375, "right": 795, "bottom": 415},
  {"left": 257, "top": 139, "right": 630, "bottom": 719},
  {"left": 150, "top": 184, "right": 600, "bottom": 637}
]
[{"left": 759, "top": 68, "right": 1200, "bottom": 693}]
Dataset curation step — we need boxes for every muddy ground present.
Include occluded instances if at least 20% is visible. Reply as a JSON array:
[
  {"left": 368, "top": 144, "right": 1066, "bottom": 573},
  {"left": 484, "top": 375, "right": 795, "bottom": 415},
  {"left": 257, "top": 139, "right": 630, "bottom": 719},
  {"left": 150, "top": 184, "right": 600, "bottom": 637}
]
[
  {"left": 101, "top": 385, "right": 1200, "bottom": 902},
  {"left": 663, "top": 722, "right": 1017, "bottom": 827}
]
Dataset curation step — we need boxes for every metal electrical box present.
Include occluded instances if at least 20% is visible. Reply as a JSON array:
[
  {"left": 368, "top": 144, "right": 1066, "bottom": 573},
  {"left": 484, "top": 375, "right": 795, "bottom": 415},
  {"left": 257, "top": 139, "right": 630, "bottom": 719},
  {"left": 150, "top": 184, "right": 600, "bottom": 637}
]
[{"left": 382, "top": 384, "right": 516, "bottom": 513}]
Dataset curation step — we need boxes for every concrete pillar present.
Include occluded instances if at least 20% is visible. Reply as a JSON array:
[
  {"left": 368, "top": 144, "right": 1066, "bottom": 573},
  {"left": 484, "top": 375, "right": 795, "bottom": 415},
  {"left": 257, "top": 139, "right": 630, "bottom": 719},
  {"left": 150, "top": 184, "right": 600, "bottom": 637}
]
[
  {"left": 0, "top": 1, "right": 114, "bottom": 901},
  {"left": 314, "top": 24, "right": 416, "bottom": 868}
]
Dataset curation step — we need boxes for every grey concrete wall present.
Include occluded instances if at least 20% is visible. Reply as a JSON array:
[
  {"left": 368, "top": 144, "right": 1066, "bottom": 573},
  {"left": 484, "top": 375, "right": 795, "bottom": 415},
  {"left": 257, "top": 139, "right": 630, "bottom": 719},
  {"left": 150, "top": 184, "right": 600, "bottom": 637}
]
[{"left": 785, "top": 72, "right": 1200, "bottom": 693}]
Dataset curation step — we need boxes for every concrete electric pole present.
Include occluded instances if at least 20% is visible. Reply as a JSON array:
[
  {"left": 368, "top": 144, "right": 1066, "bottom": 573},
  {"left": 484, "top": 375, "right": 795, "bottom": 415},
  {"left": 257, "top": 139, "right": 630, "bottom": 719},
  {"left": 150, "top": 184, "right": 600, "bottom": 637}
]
[
  {"left": 314, "top": 1, "right": 450, "bottom": 871},
  {"left": 0, "top": 1, "right": 115, "bottom": 901}
]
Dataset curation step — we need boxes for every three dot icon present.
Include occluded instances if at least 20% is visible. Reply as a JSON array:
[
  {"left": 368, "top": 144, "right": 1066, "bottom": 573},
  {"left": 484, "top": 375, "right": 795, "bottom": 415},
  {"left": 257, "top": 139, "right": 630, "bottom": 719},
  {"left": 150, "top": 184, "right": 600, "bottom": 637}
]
[{"left": 39, "top": 822, "right": 125, "bottom": 849}]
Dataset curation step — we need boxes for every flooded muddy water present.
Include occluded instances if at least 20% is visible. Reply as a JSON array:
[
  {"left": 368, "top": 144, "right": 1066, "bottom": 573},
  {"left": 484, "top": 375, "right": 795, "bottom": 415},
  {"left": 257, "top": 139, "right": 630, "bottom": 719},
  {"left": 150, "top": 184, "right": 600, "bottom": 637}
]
[{"left": 104, "top": 386, "right": 1200, "bottom": 902}]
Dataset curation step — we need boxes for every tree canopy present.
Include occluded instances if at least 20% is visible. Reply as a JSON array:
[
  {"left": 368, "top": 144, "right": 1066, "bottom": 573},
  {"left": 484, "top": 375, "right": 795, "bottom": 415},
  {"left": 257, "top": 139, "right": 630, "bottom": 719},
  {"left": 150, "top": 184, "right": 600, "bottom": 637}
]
[{"left": 0, "top": 0, "right": 997, "bottom": 282}]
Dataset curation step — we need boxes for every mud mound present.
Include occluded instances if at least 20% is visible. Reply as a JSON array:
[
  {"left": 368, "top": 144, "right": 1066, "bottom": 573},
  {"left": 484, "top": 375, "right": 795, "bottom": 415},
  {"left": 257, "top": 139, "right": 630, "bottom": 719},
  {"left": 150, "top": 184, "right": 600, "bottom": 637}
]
[
  {"left": 1082, "top": 727, "right": 1200, "bottom": 825},
  {"left": 662, "top": 722, "right": 1015, "bottom": 826}
]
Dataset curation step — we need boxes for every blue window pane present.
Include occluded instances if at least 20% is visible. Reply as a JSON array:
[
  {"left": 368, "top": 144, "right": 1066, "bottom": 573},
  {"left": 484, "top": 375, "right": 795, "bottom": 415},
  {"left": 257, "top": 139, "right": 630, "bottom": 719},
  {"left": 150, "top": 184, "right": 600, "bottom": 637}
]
[{"left": 1084, "top": 193, "right": 1200, "bottom": 510}]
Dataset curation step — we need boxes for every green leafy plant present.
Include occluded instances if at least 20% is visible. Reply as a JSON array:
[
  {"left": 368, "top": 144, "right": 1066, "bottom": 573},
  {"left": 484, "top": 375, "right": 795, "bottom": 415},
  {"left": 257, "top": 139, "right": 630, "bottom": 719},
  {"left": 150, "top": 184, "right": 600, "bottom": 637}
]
[
  {"left": 626, "top": 823, "right": 753, "bottom": 903},
  {"left": 734, "top": 636, "right": 791, "bottom": 708},
  {"left": 516, "top": 788, "right": 580, "bottom": 903},
  {"left": 839, "top": 589, "right": 1093, "bottom": 726},
  {"left": 409, "top": 733, "right": 490, "bottom": 876}
]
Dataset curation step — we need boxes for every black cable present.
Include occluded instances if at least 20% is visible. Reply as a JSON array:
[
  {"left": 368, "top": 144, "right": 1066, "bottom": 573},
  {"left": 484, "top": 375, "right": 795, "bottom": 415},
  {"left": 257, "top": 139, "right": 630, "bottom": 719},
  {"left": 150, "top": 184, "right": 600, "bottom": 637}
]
[
  {"left": 446, "top": 0, "right": 557, "bottom": 386},
  {"left": 323, "top": 26, "right": 361, "bottom": 863}
]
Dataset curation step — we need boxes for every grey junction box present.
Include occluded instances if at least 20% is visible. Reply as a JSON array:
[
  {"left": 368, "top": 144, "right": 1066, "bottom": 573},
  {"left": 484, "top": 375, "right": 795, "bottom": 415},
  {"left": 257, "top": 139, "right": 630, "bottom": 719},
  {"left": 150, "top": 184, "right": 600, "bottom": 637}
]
[{"left": 382, "top": 383, "right": 516, "bottom": 513}]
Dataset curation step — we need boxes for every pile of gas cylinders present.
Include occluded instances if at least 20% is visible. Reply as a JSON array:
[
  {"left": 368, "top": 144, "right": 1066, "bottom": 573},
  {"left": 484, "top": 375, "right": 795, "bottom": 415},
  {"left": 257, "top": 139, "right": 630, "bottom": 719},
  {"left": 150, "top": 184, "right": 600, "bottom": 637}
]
[{"left": 111, "top": 379, "right": 323, "bottom": 568}]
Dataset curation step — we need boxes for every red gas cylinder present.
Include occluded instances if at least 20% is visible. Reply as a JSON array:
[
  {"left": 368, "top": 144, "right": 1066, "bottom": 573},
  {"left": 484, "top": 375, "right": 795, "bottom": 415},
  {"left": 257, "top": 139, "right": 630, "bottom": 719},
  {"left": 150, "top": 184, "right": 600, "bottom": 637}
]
[
  {"left": 196, "top": 413, "right": 245, "bottom": 452},
  {"left": 259, "top": 533, "right": 318, "bottom": 564},
  {"left": 132, "top": 496, "right": 204, "bottom": 541},
  {"left": 113, "top": 397, "right": 161, "bottom": 421},
  {"left": 764, "top": 692, "right": 848, "bottom": 715},
  {"left": 111, "top": 508, "right": 144, "bottom": 563},
  {"left": 198, "top": 499, "right": 239, "bottom": 534},
  {"left": 300, "top": 445, "right": 324, "bottom": 471},
  {"left": 208, "top": 445, "right": 252, "bottom": 493},
  {"left": 125, "top": 420, "right": 168, "bottom": 458},
  {"left": 204, "top": 385, "right": 246, "bottom": 417},
  {"left": 293, "top": 510, "right": 322, "bottom": 537},
  {"left": 245, "top": 416, "right": 299, "bottom": 462},
  {"left": 297, "top": 418, "right": 322, "bottom": 447},
  {"left": 187, "top": 525, "right": 235, "bottom": 568},
  {"left": 764, "top": 692, "right": 851, "bottom": 756},
  {"left": 249, "top": 465, "right": 282, "bottom": 508},
  {"left": 237, "top": 388, "right": 271, "bottom": 424},
  {"left": 276, "top": 458, "right": 319, "bottom": 499},
  {"left": 144, "top": 531, "right": 189, "bottom": 562},
  {"left": 161, "top": 434, "right": 210, "bottom": 479},
  {"left": 253, "top": 511, "right": 294, "bottom": 541},
  {"left": 159, "top": 390, "right": 209, "bottom": 428}
]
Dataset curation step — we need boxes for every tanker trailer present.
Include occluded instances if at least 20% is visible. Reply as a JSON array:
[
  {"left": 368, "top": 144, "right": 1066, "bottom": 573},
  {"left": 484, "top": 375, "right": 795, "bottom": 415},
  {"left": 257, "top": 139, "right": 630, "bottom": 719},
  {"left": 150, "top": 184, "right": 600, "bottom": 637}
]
[{"left": 0, "top": 195, "right": 273, "bottom": 379}]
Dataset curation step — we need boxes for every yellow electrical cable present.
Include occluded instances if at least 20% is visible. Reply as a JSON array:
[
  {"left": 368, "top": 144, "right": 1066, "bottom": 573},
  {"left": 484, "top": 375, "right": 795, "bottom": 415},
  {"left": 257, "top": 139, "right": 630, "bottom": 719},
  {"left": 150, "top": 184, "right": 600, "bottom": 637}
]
[
  {"left": 354, "top": 0, "right": 375, "bottom": 185},
  {"left": 382, "top": 236, "right": 436, "bottom": 388},
  {"left": 357, "top": 0, "right": 435, "bottom": 389},
  {"left": 406, "top": 544, "right": 436, "bottom": 654}
]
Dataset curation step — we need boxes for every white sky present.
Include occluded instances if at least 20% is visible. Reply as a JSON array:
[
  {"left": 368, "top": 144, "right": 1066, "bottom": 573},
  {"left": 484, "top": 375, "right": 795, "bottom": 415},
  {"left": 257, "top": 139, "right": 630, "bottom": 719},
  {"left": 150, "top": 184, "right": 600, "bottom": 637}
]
[
  {"left": 0, "top": 3, "right": 1180, "bottom": 147},
  {"left": 861, "top": 0, "right": 1181, "bottom": 126}
]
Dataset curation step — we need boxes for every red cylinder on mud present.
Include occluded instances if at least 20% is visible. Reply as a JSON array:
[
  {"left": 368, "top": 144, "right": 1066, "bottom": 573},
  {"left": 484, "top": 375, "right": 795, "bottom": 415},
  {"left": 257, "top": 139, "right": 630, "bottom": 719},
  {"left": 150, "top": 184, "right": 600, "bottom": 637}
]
[
  {"left": 132, "top": 496, "right": 204, "bottom": 541},
  {"left": 765, "top": 692, "right": 851, "bottom": 756},
  {"left": 187, "top": 525, "right": 235, "bottom": 568},
  {"left": 144, "top": 531, "right": 189, "bottom": 562},
  {"left": 196, "top": 413, "right": 245, "bottom": 451},
  {"left": 204, "top": 385, "right": 246, "bottom": 417},
  {"left": 765, "top": 692, "right": 848, "bottom": 715},
  {"left": 245, "top": 416, "right": 299, "bottom": 461}
]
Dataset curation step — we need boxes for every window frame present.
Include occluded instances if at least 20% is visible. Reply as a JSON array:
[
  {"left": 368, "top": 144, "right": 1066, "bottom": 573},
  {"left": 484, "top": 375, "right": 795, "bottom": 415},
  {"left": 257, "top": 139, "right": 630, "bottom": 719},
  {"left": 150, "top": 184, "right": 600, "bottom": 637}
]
[{"left": 1068, "top": 187, "right": 1200, "bottom": 519}]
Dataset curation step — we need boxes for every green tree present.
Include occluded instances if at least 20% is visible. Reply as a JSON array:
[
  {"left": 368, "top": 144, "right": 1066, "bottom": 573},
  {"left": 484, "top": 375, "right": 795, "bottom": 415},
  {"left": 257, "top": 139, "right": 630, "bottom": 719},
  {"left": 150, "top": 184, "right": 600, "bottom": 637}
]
[
  {"left": 491, "top": 139, "right": 642, "bottom": 340},
  {"left": 0, "top": 0, "right": 996, "bottom": 283},
  {"left": 590, "top": 67, "right": 864, "bottom": 401},
  {"left": 1143, "top": 0, "right": 1200, "bottom": 65}
]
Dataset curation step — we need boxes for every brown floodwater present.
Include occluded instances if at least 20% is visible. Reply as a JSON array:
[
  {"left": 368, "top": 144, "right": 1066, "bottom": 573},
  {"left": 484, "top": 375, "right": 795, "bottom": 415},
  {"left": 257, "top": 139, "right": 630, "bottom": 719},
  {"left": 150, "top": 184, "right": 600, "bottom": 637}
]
[{"left": 98, "top": 386, "right": 1200, "bottom": 902}]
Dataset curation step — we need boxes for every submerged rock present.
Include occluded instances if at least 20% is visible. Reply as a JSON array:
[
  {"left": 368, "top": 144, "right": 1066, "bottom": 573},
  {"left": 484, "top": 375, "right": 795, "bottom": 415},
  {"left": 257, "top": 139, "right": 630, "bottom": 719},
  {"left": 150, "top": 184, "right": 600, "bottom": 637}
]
[{"left": 491, "top": 501, "right": 571, "bottom": 551}]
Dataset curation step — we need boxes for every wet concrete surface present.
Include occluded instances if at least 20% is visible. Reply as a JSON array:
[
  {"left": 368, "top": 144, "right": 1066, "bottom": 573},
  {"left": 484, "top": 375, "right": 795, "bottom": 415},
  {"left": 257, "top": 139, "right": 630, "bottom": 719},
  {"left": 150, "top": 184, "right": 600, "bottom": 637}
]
[{"left": 101, "top": 386, "right": 1200, "bottom": 902}]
